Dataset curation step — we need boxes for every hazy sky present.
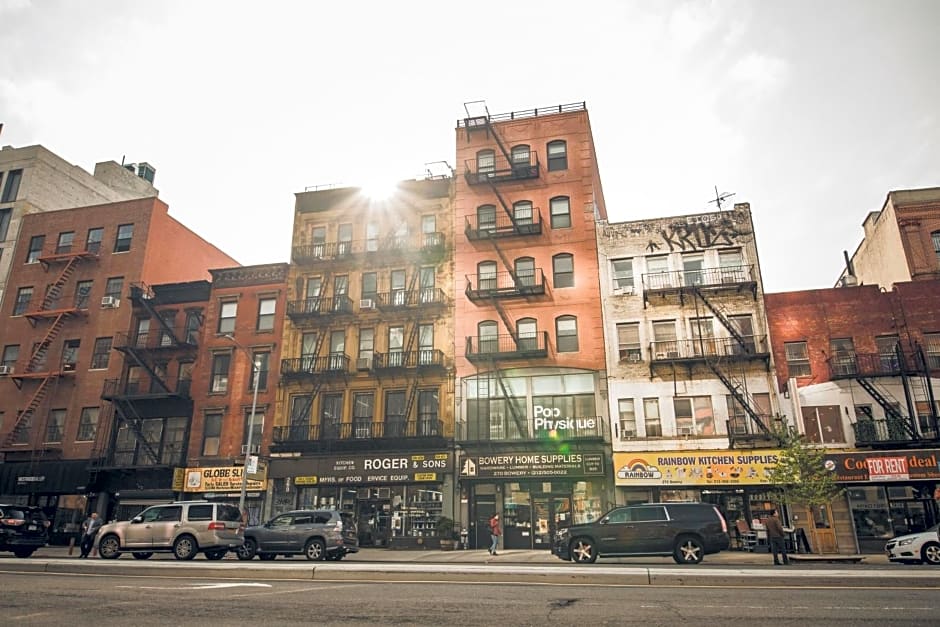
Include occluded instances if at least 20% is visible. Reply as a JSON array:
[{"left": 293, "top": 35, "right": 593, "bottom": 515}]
[{"left": 1, "top": 0, "right": 937, "bottom": 292}]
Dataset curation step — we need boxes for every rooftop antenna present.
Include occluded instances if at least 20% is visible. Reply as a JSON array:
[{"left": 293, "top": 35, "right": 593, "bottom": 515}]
[{"left": 708, "top": 186, "right": 735, "bottom": 211}]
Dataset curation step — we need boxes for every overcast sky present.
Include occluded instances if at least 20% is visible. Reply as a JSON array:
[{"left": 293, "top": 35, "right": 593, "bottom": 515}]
[{"left": 1, "top": 0, "right": 937, "bottom": 292}]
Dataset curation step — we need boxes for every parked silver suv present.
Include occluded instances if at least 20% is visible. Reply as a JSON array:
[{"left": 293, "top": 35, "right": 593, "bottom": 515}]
[
  {"left": 97, "top": 501, "right": 244, "bottom": 560},
  {"left": 236, "top": 509, "right": 358, "bottom": 561}
]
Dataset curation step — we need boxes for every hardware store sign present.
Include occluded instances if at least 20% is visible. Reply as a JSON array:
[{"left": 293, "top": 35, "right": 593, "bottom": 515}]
[
  {"left": 822, "top": 450, "right": 940, "bottom": 483},
  {"left": 459, "top": 453, "right": 605, "bottom": 479},
  {"left": 296, "top": 452, "right": 453, "bottom": 486},
  {"left": 614, "top": 450, "right": 782, "bottom": 487}
]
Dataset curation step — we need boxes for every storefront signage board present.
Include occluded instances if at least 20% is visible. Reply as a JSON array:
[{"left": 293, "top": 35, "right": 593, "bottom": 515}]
[
  {"left": 293, "top": 452, "right": 452, "bottom": 485},
  {"left": 180, "top": 466, "right": 267, "bottom": 492},
  {"left": 613, "top": 450, "right": 782, "bottom": 486},
  {"left": 823, "top": 449, "right": 940, "bottom": 482},
  {"left": 459, "top": 452, "right": 605, "bottom": 479}
]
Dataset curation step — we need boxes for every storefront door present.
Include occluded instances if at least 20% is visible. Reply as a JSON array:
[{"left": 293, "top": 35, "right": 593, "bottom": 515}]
[
  {"left": 532, "top": 497, "right": 570, "bottom": 549},
  {"left": 474, "top": 498, "right": 496, "bottom": 550}
]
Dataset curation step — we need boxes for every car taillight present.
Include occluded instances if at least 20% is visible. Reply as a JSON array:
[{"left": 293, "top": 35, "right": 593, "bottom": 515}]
[
  {"left": 334, "top": 520, "right": 343, "bottom": 531},
  {"left": 208, "top": 522, "right": 226, "bottom": 530},
  {"left": 713, "top": 507, "right": 728, "bottom": 533},
  {"left": 1, "top": 518, "right": 25, "bottom": 526}
]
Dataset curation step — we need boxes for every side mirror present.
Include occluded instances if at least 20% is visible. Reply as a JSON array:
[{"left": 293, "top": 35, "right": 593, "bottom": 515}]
[
  {"left": 599, "top": 517, "right": 610, "bottom": 525},
  {"left": 131, "top": 516, "right": 144, "bottom": 524}
]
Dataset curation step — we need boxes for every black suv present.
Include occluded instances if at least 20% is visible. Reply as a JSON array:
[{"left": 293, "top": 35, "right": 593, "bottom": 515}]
[
  {"left": 553, "top": 502, "right": 730, "bottom": 564},
  {"left": 0, "top": 504, "right": 50, "bottom": 558}
]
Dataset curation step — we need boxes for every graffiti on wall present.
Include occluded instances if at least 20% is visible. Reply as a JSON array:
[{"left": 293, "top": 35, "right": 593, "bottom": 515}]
[{"left": 603, "top": 210, "right": 753, "bottom": 253}]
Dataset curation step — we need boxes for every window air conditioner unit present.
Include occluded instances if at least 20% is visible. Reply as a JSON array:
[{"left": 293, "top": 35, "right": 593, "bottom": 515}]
[
  {"left": 678, "top": 427, "right": 694, "bottom": 436},
  {"left": 100, "top": 296, "right": 119, "bottom": 308},
  {"left": 667, "top": 351, "right": 680, "bottom": 358},
  {"left": 0, "top": 365, "right": 13, "bottom": 375},
  {"left": 240, "top": 444, "right": 260, "bottom": 455},
  {"left": 359, "top": 298, "right": 375, "bottom": 310},
  {"left": 356, "top": 357, "right": 373, "bottom": 371},
  {"left": 619, "top": 286, "right": 635, "bottom": 296},
  {"left": 655, "top": 352, "right": 668, "bottom": 360},
  {"left": 628, "top": 354, "right": 642, "bottom": 363},
  {"left": 612, "top": 287, "right": 623, "bottom": 295},
  {"left": 621, "top": 430, "right": 636, "bottom": 439}
]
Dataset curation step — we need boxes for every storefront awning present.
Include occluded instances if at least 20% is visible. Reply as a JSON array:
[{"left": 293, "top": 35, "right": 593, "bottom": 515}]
[{"left": 0, "top": 460, "right": 91, "bottom": 495}]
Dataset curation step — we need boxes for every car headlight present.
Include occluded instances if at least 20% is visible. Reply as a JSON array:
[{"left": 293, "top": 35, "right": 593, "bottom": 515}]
[{"left": 899, "top": 538, "right": 915, "bottom": 546}]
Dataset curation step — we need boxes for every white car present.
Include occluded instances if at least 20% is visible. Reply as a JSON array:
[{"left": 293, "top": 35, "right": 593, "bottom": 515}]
[{"left": 885, "top": 524, "right": 940, "bottom": 565}]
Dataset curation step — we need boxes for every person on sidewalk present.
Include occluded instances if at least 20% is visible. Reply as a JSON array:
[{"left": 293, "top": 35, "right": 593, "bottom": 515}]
[
  {"left": 488, "top": 513, "right": 501, "bottom": 556},
  {"left": 79, "top": 512, "right": 102, "bottom": 558},
  {"left": 764, "top": 509, "right": 790, "bottom": 566}
]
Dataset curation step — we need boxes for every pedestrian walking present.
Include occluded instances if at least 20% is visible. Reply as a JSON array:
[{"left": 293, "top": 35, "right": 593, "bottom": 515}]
[
  {"left": 764, "top": 509, "right": 790, "bottom": 566},
  {"left": 488, "top": 513, "right": 501, "bottom": 556},
  {"left": 79, "top": 512, "right": 102, "bottom": 558}
]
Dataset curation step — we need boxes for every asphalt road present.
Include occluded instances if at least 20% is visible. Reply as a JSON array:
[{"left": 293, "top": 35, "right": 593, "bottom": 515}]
[{"left": 2, "top": 571, "right": 937, "bottom": 626}]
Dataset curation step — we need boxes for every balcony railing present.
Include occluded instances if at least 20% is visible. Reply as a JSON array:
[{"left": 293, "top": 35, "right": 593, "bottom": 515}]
[
  {"left": 291, "top": 232, "right": 445, "bottom": 264},
  {"left": 643, "top": 265, "right": 755, "bottom": 292},
  {"left": 465, "top": 209, "right": 543, "bottom": 241},
  {"left": 853, "top": 419, "right": 939, "bottom": 445},
  {"left": 649, "top": 336, "right": 769, "bottom": 361},
  {"left": 274, "top": 419, "right": 445, "bottom": 443},
  {"left": 370, "top": 349, "right": 446, "bottom": 372},
  {"left": 456, "top": 415, "right": 608, "bottom": 443},
  {"left": 828, "top": 352, "right": 922, "bottom": 379},
  {"left": 286, "top": 296, "right": 354, "bottom": 320},
  {"left": 465, "top": 269, "right": 546, "bottom": 300},
  {"left": 464, "top": 151, "right": 540, "bottom": 185},
  {"left": 101, "top": 377, "right": 192, "bottom": 400},
  {"left": 375, "top": 288, "right": 447, "bottom": 311},
  {"left": 280, "top": 354, "right": 350, "bottom": 379},
  {"left": 465, "top": 332, "right": 549, "bottom": 363},
  {"left": 113, "top": 326, "right": 199, "bottom": 352}
]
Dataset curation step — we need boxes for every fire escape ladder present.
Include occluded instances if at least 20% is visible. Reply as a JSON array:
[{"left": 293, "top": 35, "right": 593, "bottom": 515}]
[
  {"left": 112, "top": 398, "right": 162, "bottom": 464},
  {"left": 489, "top": 186, "right": 517, "bottom": 226},
  {"left": 492, "top": 367, "right": 527, "bottom": 437},
  {"left": 707, "top": 361, "right": 769, "bottom": 435},
  {"left": 854, "top": 377, "right": 918, "bottom": 438},
  {"left": 693, "top": 287, "right": 747, "bottom": 350},
  {"left": 26, "top": 314, "right": 68, "bottom": 372},
  {"left": 88, "top": 402, "right": 117, "bottom": 481},
  {"left": 41, "top": 257, "right": 81, "bottom": 310},
  {"left": 136, "top": 289, "right": 182, "bottom": 346},
  {"left": 483, "top": 117, "right": 512, "bottom": 164},
  {"left": 2, "top": 377, "right": 53, "bottom": 447},
  {"left": 491, "top": 299, "right": 517, "bottom": 345},
  {"left": 121, "top": 344, "right": 172, "bottom": 394},
  {"left": 489, "top": 237, "right": 520, "bottom": 286}
]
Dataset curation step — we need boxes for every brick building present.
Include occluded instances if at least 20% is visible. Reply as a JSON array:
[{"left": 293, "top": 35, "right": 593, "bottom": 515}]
[
  {"left": 453, "top": 102, "right": 611, "bottom": 550},
  {"left": 0, "top": 197, "right": 237, "bottom": 538}
]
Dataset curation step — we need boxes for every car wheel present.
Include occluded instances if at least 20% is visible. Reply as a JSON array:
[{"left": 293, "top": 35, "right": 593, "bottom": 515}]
[
  {"left": 258, "top": 552, "right": 277, "bottom": 561},
  {"left": 205, "top": 549, "right": 227, "bottom": 560},
  {"left": 236, "top": 538, "right": 257, "bottom": 561},
  {"left": 132, "top": 552, "right": 154, "bottom": 560},
  {"left": 673, "top": 536, "right": 704, "bottom": 564},
  {"left": 304, "top": 538, "right": 326, "bottom": 561},
  {"left": 569, "top": 537, "right": 597, "bottom": 564},
  {"left": 12, "top": 548, "right": 36, "bottom": 558},
  {"left": 921, "top": 542, "right": 940, "bottom": 565},
  {"left": 98, "top": 534, "right": 122, "bottom": 559},
  {"left": 173, "top": 535, "right": 198, "bottom": 561}
]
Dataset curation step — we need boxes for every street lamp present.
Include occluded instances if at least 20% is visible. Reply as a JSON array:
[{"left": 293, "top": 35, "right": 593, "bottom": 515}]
[{"left": 223, "top": 334, "right": 262, "bottom": 517}]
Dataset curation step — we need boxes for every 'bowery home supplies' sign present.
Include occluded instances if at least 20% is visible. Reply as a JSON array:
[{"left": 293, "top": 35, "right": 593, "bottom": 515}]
[
  {"left": 459, "top": 452, "right": 605, "bottom": 479},
  {"left": 613, "top": 450, "right": 782, "bottom": 486}
]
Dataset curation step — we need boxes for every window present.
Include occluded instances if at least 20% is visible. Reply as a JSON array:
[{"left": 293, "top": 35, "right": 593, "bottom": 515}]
[
  {"left": 674, "top": 396, "right": 715, "bottom": 436},
  {"left": 384, "top": 390, "right": 406, "bottom": 436},
  {"left": 550, "top": 196, "right": 571, "bottom": 228},
  {"left": 682, "top": 253, "right": 704, "bottom": 287},
  {"left": 830, "top": 337, "right": 857, "bottom": 375},
  {"left": 547, "top": 140, "right": 567, "bottom": 171},
  {"left": 244, "top": 409, "right": 264, "bottom": 448},
  {"left": 617, "top": 323, "right": 641, "bottom": 361},
  {"left": 210, "top": 353, "right": 231, "bottom": 393},
  {"left": 114, "top": 223, "right": 134, "bottom": 253},
  {"left": 13, "top": 286, "right": 33, "bottom": 315},
  {"left": 337, "top": 223, "right": 353, "bottom": 256},
  {"left": 515, "top": 257, "right": 536, "bottom": 288},
  {"left": 727, "top": 393, "right": 771, "bottom": 435},
  {"left": 478, "top": 320, "right": 498, "bottom": 353},
  {"left": 419, "top": 267, "right": 436, "bottom": 303},
  {"left": 418, "top": 389, "right": 439, "bottom": 435},
  {"left": 933, "top": 231, "right": 940, "bottom": 266},
  {"left": 257, "top": 298, "right": 276, "bottom": 331},
  {"left": 125, "top": 366, "right": 142, "bottom": 395},
  {"left": 652, "top": 320, "right": 677, "bottom": 357},
  {"left": 517, "top": 318, "right": 538, "bottom": 351},
  {"left": 251, "top": 351, "right": 270, "bottom": 390},
  {"left": 1, "top": 344, "right": 18, "bottom": 369},
  {"left": 729, "top": 314, "right": 756, "bottom": 353},
  {"left": 353, "top": 392, "right": 374, "bottom": 438},
  {"left": 784, "top": 341, "right": 811, "bottom": 377},
  {"left": 477, "top": 204, "right": 497, "bottom": 233},
  {"left": 646, "top": 255, "right": 670, "bottom": 288},
  {"left": 801, "top": 405, "right": 845, "bottom": 444},
  {"left": 553, "top": 253, "right": 574, "bottom": 288},
  {"left": 510, "top": 144, "right": 530, "bottom": 168},
  {"left": 690, "top": 317, "right": 715, "bottom": 356},
  {"left": 91, "top": 337, "right": 111, "bottom": 370},
  {"left": 612, "top": 259, "right": 634, "bottom": 290},
  {"left": 719, "top": 249, "right": 745, "bottom": 282},
  {"left": 46, "top": 409, "right": 65, "bottom": 442},
  {"left": 134, "top": 318, "right": 150, "bottom": 347},
  {"left": 1, "top": 169, "right": 23, "bottom": 202},
  {"left": 418, "top": 323, "right": 434, "bottom": 364},
  {"left": 556, "top": 315, "right": 579, "bottom": 352},
  {"left": 362, "top": 272, "right": 377, "bottom": 299},
  {"left": 925, "top": 333, "right": 940, "bottom": 369},
  {"left": 62, "top": 339, "right": 80, "bottom": 370},
  {"left": 86, "top": 227, "right": 104, "bottom": 253},
  {"left": 218, "top": 301, "right": 237, "bottom": 334},
  {"left": 366, "top": 222, "right": 379, "bottom": 252},
  {"left": 876, "top": 335, "right": 900, "bottom": 370},
  {"left": 329, "top": 329, "right": 346, "bottom": 370},
  {"left": 513, "top": 201, "right": 533, "bottom": 226},
  {"left": 56, "top": 231, "right": 74, "bottom": 254},
  {"left": 476, "top": 149, "right": 495, "bottom": 175},
  {"left": 26, "top": 235, "right": 44, "bottom": 263},
  {"left": 12, "top": 413, "right": 30, "bottom": 444},
  {"left": 177, "top": 361, "right": 193, "bottom": 395},
  {"left": 0, "top": 208, "right": 11, "bottom": 240},
  {"left": 618, "top": 399, "right": 637, "bottom": 438},
  {"left": 478, "top": 261, "right": 497, "bottom": 291},
  {"left": 74, "top": 280, "right": 93, "bottom": 309},
  {"left": 388, "top": 325, "right": 404, "bottom": 366},
  {"left": 76, "top": 407, "right": 99, "bottom": 441},
  {"left": 105, "top": 276, "right": 123, "bottom": 300},
  {"left": 390, "top": 269, "right": 406, "bottom": 306},
  {"left": 289, "top": 395, "right": 312, "bottom": 438},
  {"left": 356, "top": 328, "right": 374, "bottom": 366},
  {"left": 644, "top": 398, "right": 662, "bottom": 437}
]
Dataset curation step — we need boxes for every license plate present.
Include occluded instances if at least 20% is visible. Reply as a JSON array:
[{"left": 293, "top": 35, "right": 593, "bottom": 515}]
[{"left": 28, "top": 524, "right": 37, "bottom": 531}]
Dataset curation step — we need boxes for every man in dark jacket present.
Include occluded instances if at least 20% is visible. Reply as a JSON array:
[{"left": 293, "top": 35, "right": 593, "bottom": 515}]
[
  {"left": 79, "top": 512, "right": 102, "bottom": 558},
  {"left": 765, "top": 509, "right": 790, "bottom": 565}
]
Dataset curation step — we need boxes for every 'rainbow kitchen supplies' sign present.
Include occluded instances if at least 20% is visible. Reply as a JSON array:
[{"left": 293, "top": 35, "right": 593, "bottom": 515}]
[
  {"left": 179, "top": 466, "right": 267, "bottom": 492},
  {"left": 613, "top": 450, "right": 782, "bottom": 486},
  {"left": 297, "top": 452, "right": 453, "bottom": 485},
  {"left": 822, "top": 450, "right": 940, "bottom": 482},
  {"left": 459, "top": 452, "right": 605, "bottom": 479}
]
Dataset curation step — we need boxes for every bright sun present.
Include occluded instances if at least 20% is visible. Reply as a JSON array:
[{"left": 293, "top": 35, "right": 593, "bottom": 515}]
[{"left": 360, "top": 178, "right": 399, "bottom": 201}]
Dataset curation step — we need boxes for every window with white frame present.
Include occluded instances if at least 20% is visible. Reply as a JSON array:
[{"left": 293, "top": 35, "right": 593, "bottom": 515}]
[
  {"left": 550, "top": 196, "right": 571, "bottom": 229},
  {"left": 477, "top": 204, "right": 497, "bottom": 233},
  {"left": 652, "top": 320, "right": 677, "bottom": 357},
  {"left": 784, "top": 341, "right": 811, "bottom": 377},
  {"left": 618, "top": 398, "right": 637, "bottom": 438},
  {"left": 477, "top": 149, "right": 495, "bottom": 175},
  {"left": 218, "top": 301, "right": 237, "bottom": 334},
  {"left": 77, "top": 407, "right": 99, "bottom": 441},
  {"left": 617, "top": 323, "right": 641, "bottom": 361},
  {"left": 644, "top": 398, "right": 662, "bottom": 437},
  {"left": 924, "top": 333, "right": 940, "bottom": 369},
  {"left": 674, "top": 396, "right": 715, "bottom": 436},
  {"left": 547, "top": 140, "right": 567, "bottom": 171},
  {"left": 13, "top": 286, "right": 33, "bottom": 316},
  {"left": 553, "top": 253, "right": 574, "bottom": 288},
  {"left": 114, "top": 224, "right": 134, "bottom": 253},
  {"left": 257, "top": 298, "right": 276, "bottom": 331},
  {"left": 210, "top": 353, "right": 230, "bottom": 393},
  {"left": 513, "top": 200, "right": 533, "bottom": 225},
  {"left": 46, "top": 409, "right": 65, "bottom": 442},
  {"left": 556, "top": 315, "right": 578, "bottom": 352},
  {"left": 611, "top": 258, "right": 634, "bottom": 290},
  {"left": 26, "top": 235, "right": 44, "bottom": 263}
]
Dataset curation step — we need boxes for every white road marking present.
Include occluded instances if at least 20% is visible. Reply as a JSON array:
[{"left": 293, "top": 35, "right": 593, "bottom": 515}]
[{"left": 117, "top": 582, "right": 272, "bottom": 590}]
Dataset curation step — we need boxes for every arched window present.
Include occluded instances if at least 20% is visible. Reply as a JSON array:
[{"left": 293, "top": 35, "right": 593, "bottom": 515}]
[
  {"left": 517, "top": 317, "right": 538, "bottom": 351},
  {"left": 513, "top": 200, "right": 533, "bottom": 226},
  {"left": 553, "top": 253, "right": 574, "bottom": 288},
  {"left": 511, "top": 145, "right": 531, "bottom": 174},
  {"left": 477, "top": 149, "right": 495, "bottom": 175},
  {"left": 932, "top": 230, "right": 940, "bottom": 266},
  {"left": 478, "top": 260, "right": 498, "bottom": 291},
  {"left": 478, "top": 320, "right": 498, "bottom": 354},
  {"left": 550, "top": 196, "right": 571, "bottom": 229},
  {"left": 556, "top": 315, "right": 579, "bottom": 352},
  {"left": 547, "top": 140, "right": 567, "bottom": 171},
  {"left": 477, "top": 204, "right": 497, "bottom": 234},
  {"left": 515, "top": 257, "right": 535, "bottom": 288}
]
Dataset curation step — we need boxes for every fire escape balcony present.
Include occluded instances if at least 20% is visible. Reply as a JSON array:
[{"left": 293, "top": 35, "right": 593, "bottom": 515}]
[
  {"left": 37, "top": 246, "right": 99, "bottom": 268},
  {"left": 649, "top": 336, "right": 770, "bottom": 364},
  {"left": 286, "top": 295, "right": 354, "bottom": 323},
  {"left": 291, "top": 232, "right": 447, "bottom": 265},
  {"left": 22, "top": 295, "right": 90, "bottom": 322},
  {"left": 375, "top": 288, "right": 447, "bottom": 312},
  {"left": 273, "top": 419, "right": 446, "bottom": 452},
  {"left": 465, "top": 269, "right": 546, "bottom": 301},
  {"left": 465, "top": 332, "right": 549, "bottom": 363},
  {"left": 101, "top": 377, "right": 192, "bottom": 401},
  {"left": 370, "top": 349, "right": 447, "bottom": 374},
  {"left": 464, "top": 151, "right": 540, "bottom": 185},
  {"left": 280, "top": 354, "right": 350, "bottom": 381},
  {"left": 643, "top": 265, "right": 757, "bottom": 304},
  {"left": 827, "top": 352, "right": 920, "bottom": 380},
  {"left": 113, "top": 326, "right": 198, "bottom": 354},
  {"left": 465, "top": 210, "right": 543, "bottom": 241},
  {"left": 853, "top": 418, "right": 939, "bottom": 447}
]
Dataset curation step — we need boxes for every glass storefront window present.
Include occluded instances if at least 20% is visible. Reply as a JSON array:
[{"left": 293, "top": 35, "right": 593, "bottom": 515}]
[{"left": 848, "top": 486, "right": 892, "bottom": 552}]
